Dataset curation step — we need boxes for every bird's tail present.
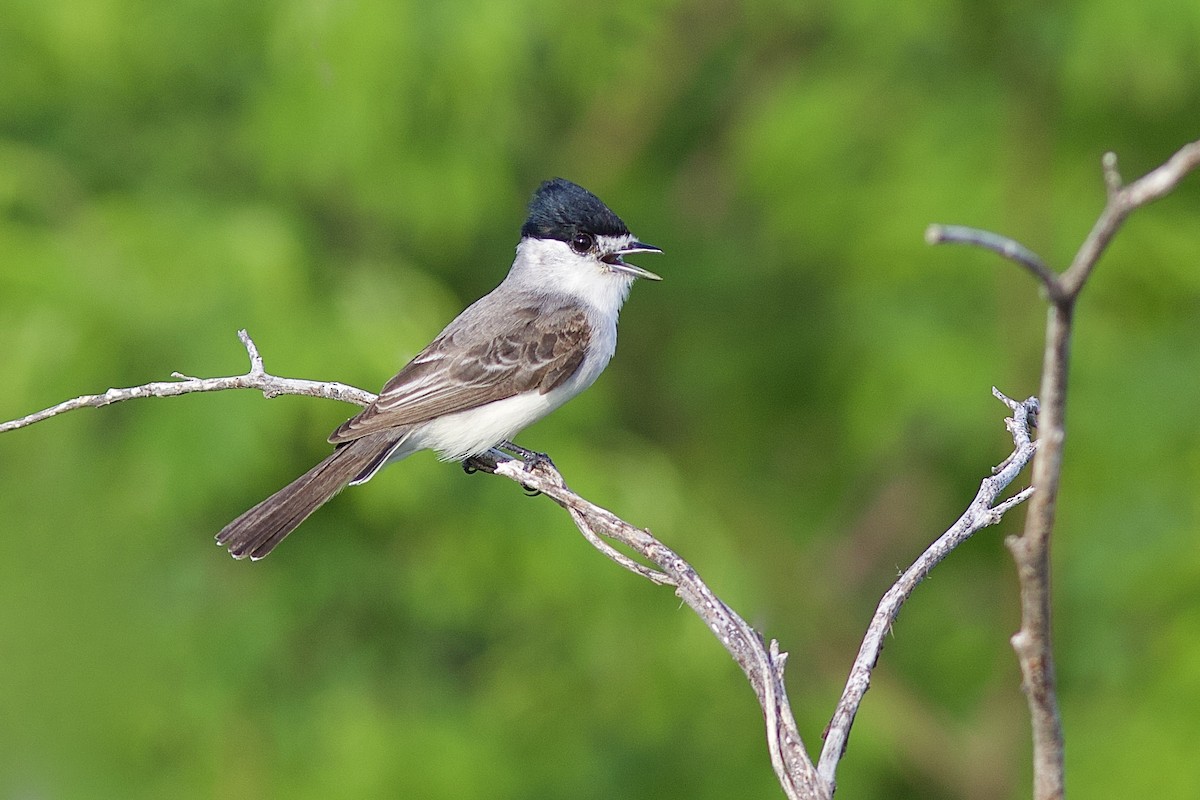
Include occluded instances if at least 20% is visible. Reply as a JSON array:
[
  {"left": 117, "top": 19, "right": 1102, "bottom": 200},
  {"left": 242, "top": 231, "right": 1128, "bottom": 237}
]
[{"left": 215, "top": 432, "right": 405, "bottom": 560}]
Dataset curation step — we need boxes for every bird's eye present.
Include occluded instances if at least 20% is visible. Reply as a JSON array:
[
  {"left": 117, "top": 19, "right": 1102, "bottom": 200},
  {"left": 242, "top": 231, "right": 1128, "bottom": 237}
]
[{"left": 570, "top": 233, "right": 595, "bottom": 254}]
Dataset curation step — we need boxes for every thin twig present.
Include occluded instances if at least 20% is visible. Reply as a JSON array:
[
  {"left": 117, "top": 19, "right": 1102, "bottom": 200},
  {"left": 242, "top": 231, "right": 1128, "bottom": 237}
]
[
  {"left": 0, "top": 329, "right": 375, "bottom": 434},
  {"left": 925, "top": 224, "right": 1062, "bottom": 300},
  {"left": 816, "top": 390, "right": 1038, "bottom": 791},
  {"left": 565, "top": 505, "right": 676, "bottom": 585},
  {"left": 1060, "top": 141, "right": 1200, "bottom": 297}
]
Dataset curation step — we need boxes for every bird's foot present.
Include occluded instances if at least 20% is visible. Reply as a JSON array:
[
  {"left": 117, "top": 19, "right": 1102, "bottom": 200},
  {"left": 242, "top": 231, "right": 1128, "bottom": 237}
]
[
  {"left": 495, "top": 441, "right": 554, "bottom": 496},
  {"left": 497, "top": 440, "right": 555, "bottom": 472},
  {"left": 461, "top": 444, "right": 551, "bottom": 496}
]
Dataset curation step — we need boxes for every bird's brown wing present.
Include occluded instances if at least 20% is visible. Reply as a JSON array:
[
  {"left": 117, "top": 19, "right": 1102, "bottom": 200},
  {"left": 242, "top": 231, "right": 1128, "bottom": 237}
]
[{"left": 328, "top": 301, "right": 591, "bottom": 444}]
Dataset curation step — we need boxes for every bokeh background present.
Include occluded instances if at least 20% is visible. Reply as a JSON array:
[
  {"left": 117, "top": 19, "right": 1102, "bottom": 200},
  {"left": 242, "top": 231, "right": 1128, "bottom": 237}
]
[{"left": 2, "top": 1, "right": 1200, "bottom": 798}]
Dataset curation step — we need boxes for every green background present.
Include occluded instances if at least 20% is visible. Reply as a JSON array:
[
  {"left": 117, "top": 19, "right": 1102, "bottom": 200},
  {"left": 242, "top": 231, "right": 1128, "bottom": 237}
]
[{"left": 2, "top": 1, "right": 1199, "bottom": 797}]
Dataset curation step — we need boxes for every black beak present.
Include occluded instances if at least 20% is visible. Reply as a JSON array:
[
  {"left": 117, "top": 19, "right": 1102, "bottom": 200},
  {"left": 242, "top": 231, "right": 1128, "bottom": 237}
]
[{"left": 602, "top": 241, "right": 663, "bottom": 280}]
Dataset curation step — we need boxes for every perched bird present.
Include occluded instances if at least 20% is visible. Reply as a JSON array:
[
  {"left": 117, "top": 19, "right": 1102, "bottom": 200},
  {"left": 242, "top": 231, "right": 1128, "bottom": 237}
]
[{"left": 216, "top": 178, "right": 661, "bottom": 560}]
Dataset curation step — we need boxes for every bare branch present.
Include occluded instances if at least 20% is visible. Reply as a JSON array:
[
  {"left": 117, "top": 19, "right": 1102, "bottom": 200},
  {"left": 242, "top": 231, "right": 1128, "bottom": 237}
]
[
  {"left": 991, "top": 485, "right": 1036, "bottom": 517},
  {"left": 0, "top": 330, "right": 375, "bottom": 434},
  {"left": 564, "top": 505, "right": 676, "bottom": 585},
  {"left": 1007, "top": 301, "right": 1069, "bottom": 800},
  {"left": 1118, "top": 140, "right": 1200, "bottom": 206},
  {"left": 238, "top": 328, "right": 267, "bottom": 374},
  {"left": 1060, "top": 140, "right": 1200, "bottom": 298},
  {"left": 2, "top": 324, "right": 1049, "bottom": 798},
  {"left": 3, "top": 328, "right": 823, "bottom": 797},
  {"left": 925, "top": 224, "right": 1062, "bottom": 300},
  {"left": 816, "top": 390, "right": 1038, "bottom": 790},
  {"left": 1101, "top": 151, "right": 1123, "bottom": 199},
  {"left": 1015, "top": 141, "right": 1200, "bottom": 800},
  {"left": 926, "top": 141, "right": 1200, "bottom": 323},
  {"left": 925, "top": 139, "right": 1200, "bottom": 800},
  {"left": 469, "top": 450, "right": 829, "bottom": 800}
]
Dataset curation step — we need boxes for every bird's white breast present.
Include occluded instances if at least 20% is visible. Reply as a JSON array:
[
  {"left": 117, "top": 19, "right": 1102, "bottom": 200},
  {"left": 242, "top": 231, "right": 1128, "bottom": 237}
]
[{"left": 405, "top": 307, "right": 618, "bottom": 462}]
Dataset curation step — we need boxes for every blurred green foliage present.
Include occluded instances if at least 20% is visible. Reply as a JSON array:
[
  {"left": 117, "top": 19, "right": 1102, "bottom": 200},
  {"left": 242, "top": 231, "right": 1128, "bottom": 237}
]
[{"left": 2, "top": 0, "right": 1199, "bottom": 797}]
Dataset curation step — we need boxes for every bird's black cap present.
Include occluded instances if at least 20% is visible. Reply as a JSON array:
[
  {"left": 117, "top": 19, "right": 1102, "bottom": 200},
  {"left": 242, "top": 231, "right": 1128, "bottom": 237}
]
[{"left": 520, "top": 178, "right": 631, "bottom": 242}]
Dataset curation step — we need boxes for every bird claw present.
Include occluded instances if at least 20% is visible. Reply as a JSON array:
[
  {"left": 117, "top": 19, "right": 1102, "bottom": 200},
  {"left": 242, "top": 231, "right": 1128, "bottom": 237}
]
[
  {"left": 461, "top": 444, "right": 550, "bottom": 495},
  {"left": 497, "top": 440, "right": 555, "bottom": 472},
  {"left": 494, "top": 441, "right": 552, "bottom": 496}
]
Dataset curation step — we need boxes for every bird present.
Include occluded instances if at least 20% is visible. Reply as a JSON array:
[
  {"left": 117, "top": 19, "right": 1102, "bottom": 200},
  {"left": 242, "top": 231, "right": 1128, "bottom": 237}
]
[{"left": 215, "top": 178, "right": 661, "bottom": 560}]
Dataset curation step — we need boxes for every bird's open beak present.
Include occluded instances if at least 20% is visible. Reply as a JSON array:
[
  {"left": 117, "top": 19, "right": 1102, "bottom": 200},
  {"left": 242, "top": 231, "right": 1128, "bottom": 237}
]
[{"left": 602, "top": 241, "right": 663, "bottom": 281}]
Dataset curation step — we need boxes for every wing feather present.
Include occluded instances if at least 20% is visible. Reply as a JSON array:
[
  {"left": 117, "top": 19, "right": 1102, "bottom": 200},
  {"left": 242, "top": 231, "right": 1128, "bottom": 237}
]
[{"left": 328, "top": 300, "right": 591, "bottom": 444}]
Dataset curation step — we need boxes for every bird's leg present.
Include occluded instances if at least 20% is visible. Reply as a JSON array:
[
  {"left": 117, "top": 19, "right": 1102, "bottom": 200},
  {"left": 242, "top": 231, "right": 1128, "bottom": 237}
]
[
  {"left": 497, "top": 440, "right": 555, "bottom": 472},
  {"left": 461, "top": 444, "right": 550, "bottom": 496},
  {"left": 502, "top": 442, "right": 551, "bottom": 498}
]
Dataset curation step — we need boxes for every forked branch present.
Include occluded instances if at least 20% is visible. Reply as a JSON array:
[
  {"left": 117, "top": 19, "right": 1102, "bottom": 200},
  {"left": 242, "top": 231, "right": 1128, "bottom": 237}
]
[
  {"left": 816, "top": 390, "right": 1038, "bottom": 790},
  {"left": 0, "top": 329, "right": 1042, "bottom": 799},
  {"left": 926, "top": 138, "right": 1200, "bottom": 800}
]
